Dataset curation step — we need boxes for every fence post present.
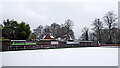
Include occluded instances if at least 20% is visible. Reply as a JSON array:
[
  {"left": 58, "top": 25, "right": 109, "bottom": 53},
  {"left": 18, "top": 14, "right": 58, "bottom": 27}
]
[
  {"left": 16, "top": 46, "right": 17, "bottom": 50},
  {"left": 8, "top": 46, "right": 9, "bottom": 50}
]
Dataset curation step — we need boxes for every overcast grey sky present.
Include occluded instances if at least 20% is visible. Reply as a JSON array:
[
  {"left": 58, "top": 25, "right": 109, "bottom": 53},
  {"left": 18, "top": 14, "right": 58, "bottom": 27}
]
[{"left": 0, "top": 0, "right": 119, "bottom": 39}]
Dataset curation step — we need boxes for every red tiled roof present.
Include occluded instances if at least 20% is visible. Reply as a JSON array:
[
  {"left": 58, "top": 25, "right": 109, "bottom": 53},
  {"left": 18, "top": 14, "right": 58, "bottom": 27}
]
[{"left": 44, "top": 35, "right": 51, "bottom": 39}]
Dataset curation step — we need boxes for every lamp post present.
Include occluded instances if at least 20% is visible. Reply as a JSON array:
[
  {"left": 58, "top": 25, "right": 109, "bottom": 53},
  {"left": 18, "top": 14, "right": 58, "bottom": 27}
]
[{"left": 97, "top": 30, "right": 101, "bottom": 46}]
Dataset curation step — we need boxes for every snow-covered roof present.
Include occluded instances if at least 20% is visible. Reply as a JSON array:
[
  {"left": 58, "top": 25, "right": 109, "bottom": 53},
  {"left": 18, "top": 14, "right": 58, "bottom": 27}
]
[
  {"left": 50, "top": 36, "right": 54, "bottom": 39},
  {"left": 43, "top": 35, "right": 54, "bottom": 39},
  {"left": 67, "top": 42, "right": 79, "bottom": 44},
  {"left": 43, "top": 35, "right": 46, "bottom": 39},
  {"left": 69, "top": 36, "right": 73, "bottom": 40},
  {"left": 80, "top": 41, "right": 93, "bottom": 42}
]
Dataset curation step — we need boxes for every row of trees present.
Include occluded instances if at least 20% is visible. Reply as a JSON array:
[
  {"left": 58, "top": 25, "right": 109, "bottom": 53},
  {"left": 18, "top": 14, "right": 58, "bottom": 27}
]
[
  {"left": 1, "top": 11, "right": 120, "bottom": 44},
  {"left": 0, "top": 19, "right": 75, "bottom": 41},
  {"left": 80, "top": 11, "right": 120, "bottom": 44},
  {"left": 28, "top": 19, "right": 75, "bottom": 41}
]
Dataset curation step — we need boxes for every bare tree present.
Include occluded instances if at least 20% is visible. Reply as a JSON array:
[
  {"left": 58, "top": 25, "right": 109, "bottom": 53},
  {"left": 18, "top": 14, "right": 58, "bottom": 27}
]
[
  {"left": 81, "top": 27, "right": 89, "bottom": 41},
  {"left": 32, "top": 19, "right": 75, "bottom": 41},
  {"left": 33, "top": 25, "right": 43, "bottom": 39},
  {"left": 64, "top": 19, "right": 73, "bottom": 30},
  {"left": 42, "top": 25, "right": 50, "bottom": 34},
  {"left": 89, "top": 32, "right": 96, "bottom": 41},
  {"left": 103, "top": 11, "right": 117, "bottom": 43},
  {"left": 50, "top": 23, "right": 60, "bottom": 38},
  {"left": 0, "top": 24, "right": 3, "bottom": 38},
  {"left": 27, "top": 33, "right": 36, "bottom": 41},
  {"left": 117, "top": 29, "right": 120, "bottom": 44},
  {"left": 64, "top": 19, "right": 74, "bottom": 40},
  {"left": 92, "top": 18, "right": 103, "bottom": 43}
]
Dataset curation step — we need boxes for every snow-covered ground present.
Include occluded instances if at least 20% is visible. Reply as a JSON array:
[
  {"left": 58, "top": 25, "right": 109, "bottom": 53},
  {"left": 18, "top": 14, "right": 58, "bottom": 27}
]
[{"left": 1, "top": 47, "right": 118, "bottom": 66}]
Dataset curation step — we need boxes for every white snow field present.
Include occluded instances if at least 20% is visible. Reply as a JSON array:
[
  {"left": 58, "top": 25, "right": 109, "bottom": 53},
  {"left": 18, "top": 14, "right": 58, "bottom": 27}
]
[
  {"left": 2, "top": 47, "right": 118, "bottom": 66},
  {"left": 0, "top": 52, "right": 2, "bottom": 68}
]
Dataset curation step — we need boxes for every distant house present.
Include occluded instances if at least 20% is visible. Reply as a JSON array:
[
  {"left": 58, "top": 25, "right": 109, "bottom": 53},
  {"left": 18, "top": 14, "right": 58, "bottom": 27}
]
[
  {"left": 64, "top": 34, "right": 73, "bottom": 41},
  {"left": 43, "top": 34, "right": 54, "bottom": 39},
  {"left": 57, "top": 34, "right": 73, "bottom": 41},
  {"left": 42, "top": 33, "right": 73, "bottom": 41}
]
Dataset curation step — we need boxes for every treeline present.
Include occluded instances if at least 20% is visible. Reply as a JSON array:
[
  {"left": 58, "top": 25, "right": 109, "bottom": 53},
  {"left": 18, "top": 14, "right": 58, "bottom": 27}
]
[
  {"left": 79, "top": 11, "right": 120, "bottom": 44},
  {"left": 28, "top": 19, "right": 75, "bottom": 41},
  {"left": 0, "top": 19, "right": 75, "bottom": 41},
  {"left": 0, "top": 11, "right": 120, "bottom": 44}
]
